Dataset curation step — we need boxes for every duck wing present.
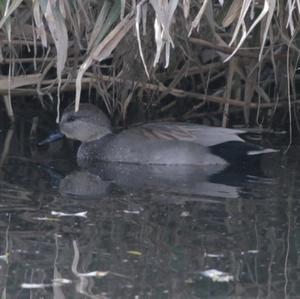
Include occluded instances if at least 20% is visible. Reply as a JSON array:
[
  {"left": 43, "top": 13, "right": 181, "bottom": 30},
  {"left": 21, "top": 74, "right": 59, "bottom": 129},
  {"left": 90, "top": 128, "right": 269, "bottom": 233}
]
[{"left": 133, "top": 122, "right": 245, "bottom": 147}]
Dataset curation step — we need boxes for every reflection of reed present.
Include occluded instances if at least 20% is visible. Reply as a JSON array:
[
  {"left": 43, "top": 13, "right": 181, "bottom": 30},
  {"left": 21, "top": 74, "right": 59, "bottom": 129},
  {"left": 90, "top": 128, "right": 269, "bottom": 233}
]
[
  {"left": 0, "top": 176, "right": 299, "bottom": 298},
  {"left": 72, "top": 240, "right": 109, "bottom": 299},
  {"left": 0, "top": 216, "right": 10, "bottom": 298},
  {"left": 3, "top": 95, "right": 14, "bottom": 123},
  {"left": 0, "top": 127, "right": 14, "bottom": 170}
]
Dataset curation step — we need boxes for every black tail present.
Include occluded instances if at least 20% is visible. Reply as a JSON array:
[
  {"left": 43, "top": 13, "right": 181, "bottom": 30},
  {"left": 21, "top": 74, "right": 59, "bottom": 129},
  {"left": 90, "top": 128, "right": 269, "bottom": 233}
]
[{"left": 210, "top": 141, "right": 277, "bottom": 164}]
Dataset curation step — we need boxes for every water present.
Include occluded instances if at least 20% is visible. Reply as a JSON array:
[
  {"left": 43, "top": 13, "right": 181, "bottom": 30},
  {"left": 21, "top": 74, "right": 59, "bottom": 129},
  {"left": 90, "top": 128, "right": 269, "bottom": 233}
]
[{"left": 0, "top": 116, "right": 299, "bottom": 299}]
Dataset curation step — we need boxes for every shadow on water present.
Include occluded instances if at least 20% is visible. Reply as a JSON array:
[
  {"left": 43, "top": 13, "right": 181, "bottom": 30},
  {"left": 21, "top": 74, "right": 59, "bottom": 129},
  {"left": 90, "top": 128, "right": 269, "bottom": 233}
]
[{"left": 1, "top": 118, "right": 300, "bottom": 298}]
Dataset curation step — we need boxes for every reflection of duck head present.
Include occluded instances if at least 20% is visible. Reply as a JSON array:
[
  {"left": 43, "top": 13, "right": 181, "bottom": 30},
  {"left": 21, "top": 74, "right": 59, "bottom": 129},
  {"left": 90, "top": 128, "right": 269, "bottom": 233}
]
[
  {"left": 59, "top": 104, "right": 277, "bottom": 166},
  {"left": 59, "top": 171, "right": 112, "bottom": 198}
]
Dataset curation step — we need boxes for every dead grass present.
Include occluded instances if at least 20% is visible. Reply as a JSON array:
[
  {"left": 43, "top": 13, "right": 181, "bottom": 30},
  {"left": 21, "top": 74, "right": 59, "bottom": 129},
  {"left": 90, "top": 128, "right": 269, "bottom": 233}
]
[{"left": 0, "top": 0, "right": 299, "bottom": 129}]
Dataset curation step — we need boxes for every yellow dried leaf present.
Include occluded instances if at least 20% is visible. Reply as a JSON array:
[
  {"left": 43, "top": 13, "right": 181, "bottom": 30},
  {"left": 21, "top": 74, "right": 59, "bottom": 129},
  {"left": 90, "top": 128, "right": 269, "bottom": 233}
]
[{"left": 127, "top": 251, "right": 142, "bottom": 256}]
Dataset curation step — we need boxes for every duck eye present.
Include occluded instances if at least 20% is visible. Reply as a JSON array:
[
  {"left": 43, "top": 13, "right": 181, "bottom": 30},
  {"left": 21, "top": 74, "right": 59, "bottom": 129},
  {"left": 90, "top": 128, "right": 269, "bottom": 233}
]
[{"left": 67, "top": 115, "right": 76, "bottom": 122}]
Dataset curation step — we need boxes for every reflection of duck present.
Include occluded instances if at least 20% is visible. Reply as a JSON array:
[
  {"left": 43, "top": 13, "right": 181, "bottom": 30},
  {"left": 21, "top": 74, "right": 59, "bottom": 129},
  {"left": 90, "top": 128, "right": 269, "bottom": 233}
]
[
  {"left": 43, "top": 103, "right": 276, "bottom": 165},
  {"left": 59, "top": 163, "right": 239, "bottom": 199},
  {"left": 58, "top": 162, "right": 276, "bottom": 199}
]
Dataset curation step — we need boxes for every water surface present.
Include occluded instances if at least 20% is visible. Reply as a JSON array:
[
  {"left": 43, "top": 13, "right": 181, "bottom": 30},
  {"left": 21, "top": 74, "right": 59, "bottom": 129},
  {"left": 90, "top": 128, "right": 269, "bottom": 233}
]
[{"left": 0, "top": 117, "right": 299, "bottom": 299}]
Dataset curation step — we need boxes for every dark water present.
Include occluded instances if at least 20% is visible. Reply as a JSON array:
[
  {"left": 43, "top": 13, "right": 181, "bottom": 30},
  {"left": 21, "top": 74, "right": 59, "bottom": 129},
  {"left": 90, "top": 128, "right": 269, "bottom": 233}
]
[{"left": 0, "top": 116, "right": 300, "bottom": 299}]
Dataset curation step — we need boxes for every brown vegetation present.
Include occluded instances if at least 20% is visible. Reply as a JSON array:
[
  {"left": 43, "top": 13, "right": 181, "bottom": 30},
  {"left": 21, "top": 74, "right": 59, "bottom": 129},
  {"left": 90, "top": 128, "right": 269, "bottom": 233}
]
[{"left": 0, "top": 0, "right": 299, "bottom": 129}]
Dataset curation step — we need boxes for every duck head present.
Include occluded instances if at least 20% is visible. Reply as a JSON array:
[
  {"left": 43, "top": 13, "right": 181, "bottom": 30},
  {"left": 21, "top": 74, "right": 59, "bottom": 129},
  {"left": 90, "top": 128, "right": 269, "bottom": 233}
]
[{"left": 59, "top": 104, "right": 112, "bottom": 142}]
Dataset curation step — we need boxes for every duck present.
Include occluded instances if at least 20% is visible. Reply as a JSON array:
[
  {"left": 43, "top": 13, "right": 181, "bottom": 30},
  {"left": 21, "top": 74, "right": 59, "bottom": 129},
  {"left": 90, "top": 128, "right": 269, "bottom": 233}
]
[{"left": 45, "top": 103, "right": 276, "bottom": 166}]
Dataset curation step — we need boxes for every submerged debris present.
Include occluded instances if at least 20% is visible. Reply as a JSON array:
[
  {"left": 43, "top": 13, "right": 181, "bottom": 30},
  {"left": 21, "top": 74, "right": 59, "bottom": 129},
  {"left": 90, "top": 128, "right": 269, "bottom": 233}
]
[
  {"left": 200, "top": 269, "right": 234, "bottom": 282},
  {"left": 51, "top": 211, "right": 88, "bottom": 218}
]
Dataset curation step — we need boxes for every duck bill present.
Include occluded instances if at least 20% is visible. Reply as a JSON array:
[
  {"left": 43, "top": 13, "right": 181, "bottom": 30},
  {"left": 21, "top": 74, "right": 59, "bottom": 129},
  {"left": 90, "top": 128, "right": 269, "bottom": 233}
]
[{"left": 38, "top": 131, "right": 65, "bottom": 146}]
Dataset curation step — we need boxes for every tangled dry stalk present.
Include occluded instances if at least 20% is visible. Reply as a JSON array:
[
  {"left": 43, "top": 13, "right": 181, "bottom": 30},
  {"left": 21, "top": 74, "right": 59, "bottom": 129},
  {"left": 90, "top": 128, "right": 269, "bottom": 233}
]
[{"left": 0, "top": 0, "right": 300, "bottom": 129}]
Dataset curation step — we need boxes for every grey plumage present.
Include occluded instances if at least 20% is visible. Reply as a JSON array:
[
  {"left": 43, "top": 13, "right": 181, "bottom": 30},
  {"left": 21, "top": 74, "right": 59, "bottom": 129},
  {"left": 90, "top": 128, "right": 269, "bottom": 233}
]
[{"left": 59, "top": 104, "right": 276, "bottom": 166}]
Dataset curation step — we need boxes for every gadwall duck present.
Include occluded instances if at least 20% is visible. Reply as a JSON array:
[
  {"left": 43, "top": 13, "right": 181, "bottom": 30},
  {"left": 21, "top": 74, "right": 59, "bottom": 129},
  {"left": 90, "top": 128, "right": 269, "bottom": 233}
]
[{"left": 50, "top": 103, "right": 276, "bottom": 166}]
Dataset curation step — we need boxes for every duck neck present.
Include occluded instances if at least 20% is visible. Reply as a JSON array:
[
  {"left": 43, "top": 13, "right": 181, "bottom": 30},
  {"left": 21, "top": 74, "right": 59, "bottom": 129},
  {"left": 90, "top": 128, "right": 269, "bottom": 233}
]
[{"left": 88, "top": 128, "right": 112, "bottom": 142}]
